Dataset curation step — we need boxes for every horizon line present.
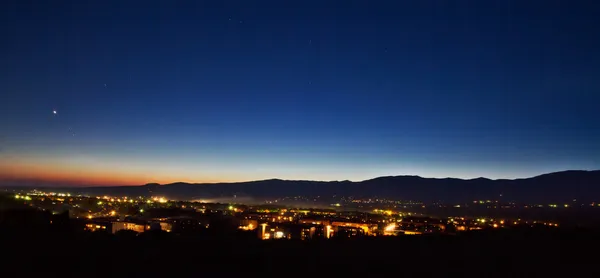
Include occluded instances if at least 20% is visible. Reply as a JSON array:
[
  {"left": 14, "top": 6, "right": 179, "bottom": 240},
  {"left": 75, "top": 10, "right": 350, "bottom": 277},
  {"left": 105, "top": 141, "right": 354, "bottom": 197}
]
[{"left": 1, "top": 169, "right": 597, "bottom": 188}]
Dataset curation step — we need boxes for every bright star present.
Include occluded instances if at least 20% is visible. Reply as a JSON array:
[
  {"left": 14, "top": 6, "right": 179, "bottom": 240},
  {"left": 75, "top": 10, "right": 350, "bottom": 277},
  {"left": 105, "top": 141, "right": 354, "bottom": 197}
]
[{"left": 52, "top": 110, "right": 57, "bottom": 114}]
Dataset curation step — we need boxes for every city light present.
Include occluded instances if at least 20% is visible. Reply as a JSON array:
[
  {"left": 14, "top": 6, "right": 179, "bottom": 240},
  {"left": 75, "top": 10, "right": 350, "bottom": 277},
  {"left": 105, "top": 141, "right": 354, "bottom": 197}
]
[
  {"left": 274, "top": 231, "right": 284, "bottom": 239},
  {"left": 5, "top": 188, "right": 568, "bottom": 241}
]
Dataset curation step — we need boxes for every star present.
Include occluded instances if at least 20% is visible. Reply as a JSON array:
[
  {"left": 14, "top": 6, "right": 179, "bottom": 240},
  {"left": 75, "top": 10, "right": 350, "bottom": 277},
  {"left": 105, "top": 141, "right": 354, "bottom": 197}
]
[{"left": 53, "top": 110, "right": 57, "bottom": 115}]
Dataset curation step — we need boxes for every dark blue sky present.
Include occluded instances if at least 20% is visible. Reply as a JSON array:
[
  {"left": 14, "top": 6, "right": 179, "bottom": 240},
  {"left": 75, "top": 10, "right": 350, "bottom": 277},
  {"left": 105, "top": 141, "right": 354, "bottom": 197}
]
[{"left": 1, "top": 0, "right": 599, "bottom": 184}]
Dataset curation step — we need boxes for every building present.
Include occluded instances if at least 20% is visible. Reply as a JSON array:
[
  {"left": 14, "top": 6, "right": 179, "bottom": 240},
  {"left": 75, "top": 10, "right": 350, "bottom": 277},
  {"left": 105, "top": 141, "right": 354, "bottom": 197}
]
[
  {"left": 260, "top": 223, "right": 290, "bottom": 239},
  {"left": 399, "top": 216, "right": 445, "bottom": 234},
  {"left": 238, "top": 219, "right": 258, "bottom": 230},
  {"left": 112, "top": 221, "right": 147, "bottom": 234},
  {"left": 335, "top": 226, "right": 366, "bottom": 238},
  {"left": 258, "top": 223, "right": 330, "bottom": 240},
  {"left": 170, "top": 216, "right": 204, "bottom": 233},
  {"left": 298, "top": 219, "right": 331, "bottom": 226},
  {"left": 159, "top": 222, "right": 173, "bottom": 232},
  {"left": 85, "top": 223, "right": 109, "bottom": 232},
  {"left": 148, "top": 221, "right": 173, "bottom": 232},
  {"left": 331, "top": 221, "right": 373, "bottom": 235}
]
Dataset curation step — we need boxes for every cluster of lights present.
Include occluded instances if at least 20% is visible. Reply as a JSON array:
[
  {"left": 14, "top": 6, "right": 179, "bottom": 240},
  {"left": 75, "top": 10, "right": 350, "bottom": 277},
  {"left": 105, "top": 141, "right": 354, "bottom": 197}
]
[
  {"left": 14, "top": 194, "right": 32, "bottom": 201},
  {"left": 93, "top": 195, "right": 180, "bottom": 206},
  {"left": 384, "top": 223, "right": 396, "bottom": 232},
  {"left": 274, "top": 231, "right": 285, "bottom": 239},
  {"left": 85, "top": 223, "right": 107, "bottom": 231},
  {"left": 449, "top": 218, "right": 560, "bottom": 229},
  {"left": 372, "top": 209, "right": 394, "bottom": 216},
  {"left": 98, "top": 195, "right": 138, "bottom": 204},
  {"left": 150, "top": 197, "right": 168, "bottom": 203},
  {"left": 239, "top": 223, "right": 255, "bottom": 230},
  {"left": 13, "top": 189, "right": 571, "bottom": 238},
  {"left": 27, "top": 191, "right": 73, "bottom": 197},
  {"left": 228, "top": 206, "right": 242, "bottom": 213}
]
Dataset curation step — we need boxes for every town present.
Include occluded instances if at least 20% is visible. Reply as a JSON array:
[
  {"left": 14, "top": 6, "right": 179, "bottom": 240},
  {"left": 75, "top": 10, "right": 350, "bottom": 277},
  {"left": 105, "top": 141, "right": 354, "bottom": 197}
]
[{"left": 2, "top": 189, "right": 571, "bottom": 240}]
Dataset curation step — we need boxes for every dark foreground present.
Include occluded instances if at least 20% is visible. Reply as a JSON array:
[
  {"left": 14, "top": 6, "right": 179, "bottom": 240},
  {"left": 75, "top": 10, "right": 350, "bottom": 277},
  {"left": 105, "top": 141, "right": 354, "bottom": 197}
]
[{"left": 2, "top": 227, "right": 599, "bottom": 278}]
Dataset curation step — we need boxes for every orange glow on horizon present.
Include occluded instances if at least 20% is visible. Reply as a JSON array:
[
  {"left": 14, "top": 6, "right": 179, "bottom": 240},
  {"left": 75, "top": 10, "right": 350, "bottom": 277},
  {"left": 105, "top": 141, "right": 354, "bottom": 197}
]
[
  {"left": 0, "top": 159, "right": 232, "bottom": 186},
  {"left": 0, "top": 152, "right": 406, "bottom": 185}
]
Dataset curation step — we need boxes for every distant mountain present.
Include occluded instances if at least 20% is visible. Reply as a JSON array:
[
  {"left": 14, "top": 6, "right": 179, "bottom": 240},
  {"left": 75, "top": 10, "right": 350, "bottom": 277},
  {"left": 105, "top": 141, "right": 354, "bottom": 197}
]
[{"left": 3, "top": 170, "right": 600, "bottom": 203}]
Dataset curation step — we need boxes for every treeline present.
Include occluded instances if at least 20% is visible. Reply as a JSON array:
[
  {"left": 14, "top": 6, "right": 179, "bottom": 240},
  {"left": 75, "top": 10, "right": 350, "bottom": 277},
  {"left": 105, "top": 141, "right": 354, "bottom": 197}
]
[{"left": 2, "top": 225, "right": 599, "bottom": 277}]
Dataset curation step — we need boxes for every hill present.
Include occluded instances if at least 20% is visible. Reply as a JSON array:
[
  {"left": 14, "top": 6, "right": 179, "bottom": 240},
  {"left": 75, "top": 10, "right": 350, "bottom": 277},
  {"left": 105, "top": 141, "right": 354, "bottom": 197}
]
[{"left": 4, "top": 170, "right": 600, "bottom": 203}]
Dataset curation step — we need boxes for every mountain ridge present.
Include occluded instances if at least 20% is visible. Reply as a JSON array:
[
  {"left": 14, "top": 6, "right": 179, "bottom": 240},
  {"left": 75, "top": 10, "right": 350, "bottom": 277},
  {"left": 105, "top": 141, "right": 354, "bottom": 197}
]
[
  {"left": 2, "top": 170, "right": 600, "bottom": 203},
  {"left": 139, "top": 170, "right": 600, "bottom": 187}
]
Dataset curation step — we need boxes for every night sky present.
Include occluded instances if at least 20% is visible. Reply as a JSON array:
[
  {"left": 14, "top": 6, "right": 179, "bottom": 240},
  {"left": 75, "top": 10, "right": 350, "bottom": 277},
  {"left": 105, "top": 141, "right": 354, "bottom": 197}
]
[{"left": 1, "top": 1, "right": 599, "bottom": 186}]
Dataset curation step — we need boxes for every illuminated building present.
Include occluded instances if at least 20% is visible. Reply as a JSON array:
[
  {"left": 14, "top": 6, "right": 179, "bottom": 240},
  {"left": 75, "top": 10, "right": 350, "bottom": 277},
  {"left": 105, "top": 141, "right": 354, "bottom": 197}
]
[
  {"left": 298, "top": 219, "right": 330, "bottom": 226},
  {"left": 260, "top": 223, "right": 268, "bottom": 239},
  {"left": 112, "top": 222, "right": 146, "bottom": 233},
  {"left": 400, "top": 216, "right": 445, "bottom": 234},
  {"left": 455, "top": 226, "right": 467, "bottom": 231},
  {"left": 325, "top": 225, "right": 332, "bottom": 238},
  {"left": 85, "top": 223, "right": 108, "bottom": 232},
  {"left": 403, "top": 231, "right": 422, "bottom": 235},
  {"left": 238, "top": 219, "right": 258, "bottom": 230},
  {"left": 170, "top": 216, "right": 205, "bottom": 233},
  {"left": 259, "top": 223, "right": 315, "bottom": 240},
  {"left": 383, "top": 223, "right": 399, "bottom": 236},
  {"left": 148, "top": 221, "right": 173, "bottom": 232},
  {"left": 300, "top": 227, "right": 315, "bottom": 240},
  {"left": 274, "top": 231, "right": 285, "bottom": 239},
  {"left": 261, "top": 225, "right": 290, "bottom": 240},
  {"left": 331, "top": 222, "right": 372, "bottom": 235},
  {"left": 334, "top": 226, "right": 367, "bottom": 238},
  {"left": 159, "top": 222, "right": 173, "bottom": 232}
]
